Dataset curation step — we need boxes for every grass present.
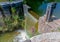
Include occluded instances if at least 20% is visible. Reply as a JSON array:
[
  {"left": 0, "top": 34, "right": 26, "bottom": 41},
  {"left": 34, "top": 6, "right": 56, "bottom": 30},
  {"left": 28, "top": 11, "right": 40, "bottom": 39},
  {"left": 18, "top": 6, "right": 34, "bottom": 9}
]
[{"left": 0, "top": 0, "right": 7, "bottom": 2}]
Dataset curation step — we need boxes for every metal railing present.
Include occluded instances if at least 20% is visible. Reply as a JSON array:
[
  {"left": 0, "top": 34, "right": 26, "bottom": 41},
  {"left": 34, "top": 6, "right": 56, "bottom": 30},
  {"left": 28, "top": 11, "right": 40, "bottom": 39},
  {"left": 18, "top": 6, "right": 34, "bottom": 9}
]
[{"left": 46, "top": 2, "right": 57, "bottom": 22}]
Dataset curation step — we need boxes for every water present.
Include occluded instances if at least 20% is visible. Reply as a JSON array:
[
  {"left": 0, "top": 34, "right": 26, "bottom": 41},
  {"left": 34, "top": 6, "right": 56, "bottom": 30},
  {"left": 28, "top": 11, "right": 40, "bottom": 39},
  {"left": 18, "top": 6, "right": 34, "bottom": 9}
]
[
  {"left": 0, "top": 2, "right": 60, "bottom": 42},
  {"left": 0, "top": 1, "right": 25, "bottom": 42},
  {"left": 0, "top": 29, "right": 28, "bottom": 42}
]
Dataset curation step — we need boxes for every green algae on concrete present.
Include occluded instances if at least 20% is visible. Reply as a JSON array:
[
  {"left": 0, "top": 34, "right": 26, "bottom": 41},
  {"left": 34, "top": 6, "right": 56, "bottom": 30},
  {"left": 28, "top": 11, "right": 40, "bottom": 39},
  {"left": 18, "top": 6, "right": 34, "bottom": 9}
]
[{"left": 0, "top": 31, "right": 20, "bottom": 42}]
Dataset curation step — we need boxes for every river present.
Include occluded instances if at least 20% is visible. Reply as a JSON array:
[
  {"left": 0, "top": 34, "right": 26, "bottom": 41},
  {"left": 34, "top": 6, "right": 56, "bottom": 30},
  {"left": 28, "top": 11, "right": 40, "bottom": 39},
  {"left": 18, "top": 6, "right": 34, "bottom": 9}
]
[{"left": 0, "top": 29, "right": 29, "bottom": 42}]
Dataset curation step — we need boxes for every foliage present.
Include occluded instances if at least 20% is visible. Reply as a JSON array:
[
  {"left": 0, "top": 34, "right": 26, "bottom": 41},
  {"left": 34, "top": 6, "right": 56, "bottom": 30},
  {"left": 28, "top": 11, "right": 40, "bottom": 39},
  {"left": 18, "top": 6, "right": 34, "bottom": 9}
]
[
  {"left": 0, "top": 4, "right": 24, "bottom": 31},
  {"left": 4, "top": 7, "right": 20, "bottom": 31},
  {"left": 25, "top": 0, "right": 60, "bottom": 16}
]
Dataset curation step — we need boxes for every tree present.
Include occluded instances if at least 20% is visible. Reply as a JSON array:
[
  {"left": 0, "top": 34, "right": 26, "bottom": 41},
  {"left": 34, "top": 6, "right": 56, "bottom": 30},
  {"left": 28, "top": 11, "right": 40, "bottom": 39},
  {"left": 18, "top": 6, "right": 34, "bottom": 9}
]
[
  {"left": 0, "top": 6, "right": 5, "bottom": 18},
  {"left": 25, "top": 0, "right": 57, "bottom": 16}
]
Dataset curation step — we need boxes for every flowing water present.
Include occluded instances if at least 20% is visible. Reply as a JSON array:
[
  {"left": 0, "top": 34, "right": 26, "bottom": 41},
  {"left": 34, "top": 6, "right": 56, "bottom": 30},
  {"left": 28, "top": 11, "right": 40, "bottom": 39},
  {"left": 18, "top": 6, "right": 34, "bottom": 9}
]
[
  {"left": 0, "top": 29, "right": 28, "bottom": 42},
  {"left": 0, "top": 2, "right": 60, "bottom": 42}
]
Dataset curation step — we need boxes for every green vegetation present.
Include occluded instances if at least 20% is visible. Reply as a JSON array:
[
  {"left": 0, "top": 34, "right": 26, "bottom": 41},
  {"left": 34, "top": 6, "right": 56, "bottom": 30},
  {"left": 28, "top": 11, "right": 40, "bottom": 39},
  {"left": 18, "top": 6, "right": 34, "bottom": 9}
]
[
  {"left": 25, "top": 0, "right": 44, "bottom": 16},
  {"left": 0, "top": 0, "right": 7, "bottom": 2},
  {"left": 0, "top": 0, "right": 14, "bottom": 2},
  {"left": 24, "top": 0, "right": 60, "bottom": 16},
  {"left": 0, "top": 3, "right": 24, "bottom": 32}
]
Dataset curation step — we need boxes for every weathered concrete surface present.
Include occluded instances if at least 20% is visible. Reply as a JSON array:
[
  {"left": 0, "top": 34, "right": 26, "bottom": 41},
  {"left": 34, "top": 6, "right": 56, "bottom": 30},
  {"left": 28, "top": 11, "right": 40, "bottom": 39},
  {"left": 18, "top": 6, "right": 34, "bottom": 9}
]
[
  {"left": 38, "top": 15, "right": 60, "bottom": 33},
  {"left": 31, "top": 32, "right": 60, "bottom": 42}
]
